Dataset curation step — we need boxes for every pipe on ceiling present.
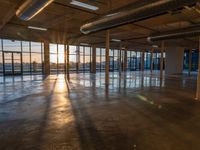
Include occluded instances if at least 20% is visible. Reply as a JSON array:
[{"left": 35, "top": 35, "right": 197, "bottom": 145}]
[
  {"left": 80, "top": 0, "right": 199, "bottom": 34},
  {"left": 147, "top": 25, "right": 200, "bottom": 42},
  {"left": 16, "top": 0, "right": 54, "bottom": 21}
]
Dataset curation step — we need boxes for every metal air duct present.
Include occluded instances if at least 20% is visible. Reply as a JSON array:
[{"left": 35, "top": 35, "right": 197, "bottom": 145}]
[
  {"left": 16, "top": 0, "right": 54, "bottom": 21},
  {"left": 147, "top": 25, "right": 200, "bottom": 42},
  {"left": 80, "top": 0, "right": 199, "bottom": 34}
]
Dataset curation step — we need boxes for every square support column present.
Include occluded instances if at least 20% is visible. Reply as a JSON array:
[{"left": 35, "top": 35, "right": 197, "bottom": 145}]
[
  {"left": 123, "top": 48, "right": 127, "bottom": 72},
  {"left": 150, "top": 49, "right": 154, "bottom": 73},
  {"left": 66, "top": 44, "right": 70, "bottom": 79},
  {"left": 160, "top": 41, "right": 164, "bottom": 79},
  {"left": 105, "top": 30, "right": 110, "bottom": 86},
  {"left": 76, "top": 46, "right": 80, "bottom": 74},
  {"left": 196, "top": 37, "right": 200, "bottom": 100},
  {"left": 189, "top": 49, "right": 192, "bottom": 76},
  {"left": 44, "top": 41, "right": 50, "bottom": 76},
  {"left": 141, "top": 50, "right": 145, "bottom": 71}
]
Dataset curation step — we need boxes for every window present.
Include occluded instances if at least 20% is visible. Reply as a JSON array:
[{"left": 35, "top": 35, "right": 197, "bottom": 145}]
[
  {"left": 31, "top": 42, "right": 43, "bottom": 74},
  {"left": 3, "top": 39, "right": 21, "bottom": 52},
  {"left": 58, "top": 44, "right": 65, "bottom": 73},
  {"left": 69, "top": 45, "right": 77, "bottom": 72},
  {"left": 50, "top": 44, "right": 58, "bottom": 74},
  {"left": 85, "top": 46, "right": 91, "bottom": 72}
]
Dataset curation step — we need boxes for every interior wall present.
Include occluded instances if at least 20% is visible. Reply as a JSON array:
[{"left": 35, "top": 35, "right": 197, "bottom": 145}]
[{"left": 165, "top": 47, "right": 184, "bottom": 75}]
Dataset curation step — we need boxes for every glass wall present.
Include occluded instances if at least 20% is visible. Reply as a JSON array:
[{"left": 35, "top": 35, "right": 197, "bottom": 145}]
[
  {"left": 0, "top": 39, "right": 168, "bottom": 76},
  {"left": 50, "top": 44, "right": 58, "bottom": 74},
  {"left": 79, "top": 46, "right": 91, "bottom": 72},
  {"left": 183, "top": 49, "right": 199, "bottom": 71},
  {"left": 58, "top": 44, "right": 65, "bottom": 73},
  {"left": 69, "top": 45, "right": 77, "bottom": 72},
  {"left": 31, "top": 42, "right": 43, "bottom": 74},
  {"left": 0, "top": 39, "right": 44, "bottom": 76},
  {"left": 85, "top": 46, "right": 91, "bottom": 72}
]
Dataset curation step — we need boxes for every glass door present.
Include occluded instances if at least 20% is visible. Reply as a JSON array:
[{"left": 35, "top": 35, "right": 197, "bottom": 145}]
[{"left": 3, "top": 52, "right": 22, "bottom": 75}]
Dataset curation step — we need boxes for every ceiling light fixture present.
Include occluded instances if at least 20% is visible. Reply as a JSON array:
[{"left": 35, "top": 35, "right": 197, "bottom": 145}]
[
  {"left": 152, "top": 45, "right": 158, "bottom": 48},
  {"left": 80, "top": 43, "right": 89, "bottom": 46},
  {"left": 111, "top": 39, "right": 121, "bottom": 42},
  {"left": 28, "top": 26, "right": 47, "bottom": 31},
  {"left": 70, "top": 0, "right": 99, "bottom": 11}
]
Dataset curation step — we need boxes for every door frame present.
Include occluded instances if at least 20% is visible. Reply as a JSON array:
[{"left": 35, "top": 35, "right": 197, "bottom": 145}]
[{"left": 2, "top": 51, "right": 23, "bottom": 76}]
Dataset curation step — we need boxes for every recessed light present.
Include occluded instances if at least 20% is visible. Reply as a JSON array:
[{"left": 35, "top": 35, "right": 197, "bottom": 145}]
[
  {"left": 70, "top": 0, "right": 99, "bottom": 11},
  {"left": 28, "top": 26, "right": 47, "bottom": 31}
]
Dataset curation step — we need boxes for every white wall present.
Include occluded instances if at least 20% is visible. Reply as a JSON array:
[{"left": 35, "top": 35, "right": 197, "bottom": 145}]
[{"left": 165, "top": 47, "right": 184, "bottom": 75}]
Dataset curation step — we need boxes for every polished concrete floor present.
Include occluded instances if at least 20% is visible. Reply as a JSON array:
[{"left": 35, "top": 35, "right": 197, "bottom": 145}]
[{"left": 0, "top": 71, "right": 200, "bottom": 150}]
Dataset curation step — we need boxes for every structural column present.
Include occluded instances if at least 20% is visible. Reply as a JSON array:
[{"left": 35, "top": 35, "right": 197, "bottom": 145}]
[
  {"left": 189, "top": 49, "right": 192, "bottom": 76},
  {"left": 160, "top": 41, "right": 164, "bottom": 79},
  {"left": 105, "top": 30, "right": 110, "bottom": 86},
  {"left": 123, "top": 48, "right": 127, "bottom": 72},
  {"left": 150, "top": 48, "right": 154, "bottom": 73},
  {"left": 118, "top": 44, "right": 122, "bottom": 76},
  {"left": 196, "top": 37, "right": 200, "bottom": 100},
  {"left": 76, "top": 46, "right": 80, "bottom": 73},
  {"left": 141, "top": 50, "right": 145, "bottom": 71},
  {"left": 44, "top": 41, "right": 50, "bottom": 76},
  {"left": 91, "top": 45, "right": 96, "bottom": 74},
  {"left": 66, "top": 44, "right": 70, "bottom": 79}
]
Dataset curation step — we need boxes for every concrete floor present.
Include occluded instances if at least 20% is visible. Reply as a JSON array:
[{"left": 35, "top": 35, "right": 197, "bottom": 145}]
[{"left": 0, "top": 72, "right": 200, "bottom": 150}]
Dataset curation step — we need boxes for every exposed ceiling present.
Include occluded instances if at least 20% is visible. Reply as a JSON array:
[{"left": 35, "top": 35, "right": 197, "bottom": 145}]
[{"left": 0, "top": 0, "right": 200, "bottom": 50}]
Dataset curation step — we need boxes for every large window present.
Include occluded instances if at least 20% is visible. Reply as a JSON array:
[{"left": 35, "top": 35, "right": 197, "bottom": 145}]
[
  {"left": 3, "top": 39, "right": 21, "bottom": 52},
  {"left": 50, "top": 44, "right": 58, "bottom": 74},
  {"left": 58, "top": 44, "right": 65, "bottom": 73},
  {"left": 85, "top": 46, "right": 91, "bottom": 72},
  {"left": 69, "top": 45, "right": 77, "bottom": 72},
  {"left": 31, "top": 42, "right": 43, "bottom": 74},
  {"left": 1, "top": 39, "right": 44, "bottom": 76},
  {"left": 22, "top": 41, "right": 31, "bottom": 74}
]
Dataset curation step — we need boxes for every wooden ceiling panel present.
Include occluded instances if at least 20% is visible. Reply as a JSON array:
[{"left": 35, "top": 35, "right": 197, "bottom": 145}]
[{"left": 0, "top": 0, "right": 199, "bottom": 49}]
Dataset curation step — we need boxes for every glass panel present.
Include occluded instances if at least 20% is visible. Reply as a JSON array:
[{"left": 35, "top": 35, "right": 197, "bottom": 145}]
[
  {"left": 69, "top": 54, "right": 76, "bottom": 72},
  {"left": 85, "top": 56, "right": 91, "bottom": 72},
  {"left": 96, "top": 48, "right": 101, "bottom": 55},
  {"left": 31, "top": 42, "right": 41, "bottom": 53},
  {"left": 22, "top": 41, "right": 30, "bottom": 52},
  {"left": 101, "top": 48, "right": 105, "bottom": 55},
  {"left": 23, "top": 53, "right": 31, "bottom": 74},
  {"left": 31, "top": 53, "right": 42, "bottom": 73},
  {"left": 4, "top": 52, "right": 12, "bottom": 75},
  {"left": 3, "top": 40, "right": 21, "bottom": 52},
  {"left": 50, "top": 44, "right": 57, "bottom": 54},
  {"left": 58, "top": 44, "right": 65, "bottom": 73},
  {"left": 13, "top": 53, "right": 21, "bottom": 74},
  {"left": 50, "top": 53, "right": 57, "bottom": 74},
  {"left": 85, "top": 47, "right": 91, "bottom": 55},
  {"left": 69, "top": 45, "right": 76, "bottom": 54}
]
